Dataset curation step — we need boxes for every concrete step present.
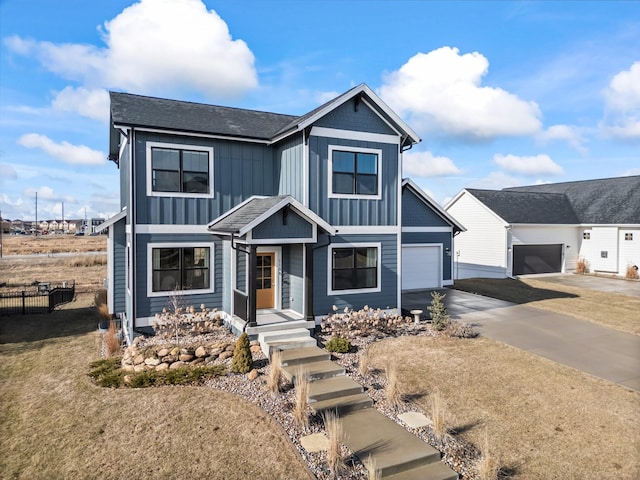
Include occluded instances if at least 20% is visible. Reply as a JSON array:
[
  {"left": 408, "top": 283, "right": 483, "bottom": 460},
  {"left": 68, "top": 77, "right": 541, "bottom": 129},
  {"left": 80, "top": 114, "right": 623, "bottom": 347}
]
[
  {"left": 309, "top": 393, "right": 373, "bottom": 415},
  {"left": 261, "top": 336, "right": 317, "bottom": 357},
  {"left": 384, "top": 461, "right": 458, "bottom": 480},
  {"left": 340, "top": 409, "right": 441, "bottom": 478},
  {"left": 258, "top": 327, "right": 311, "bottom": 344},
  {"left": 282, "top": 359, "right": 345, "bottom": 382},
  {"left": 246, "top": 319, "right": 315, "bottom": 336},
  {"left": 279, "top": 346, "right": 330, "bottom": 367},
  {"left": 308, "top": 376, "right": 363, "bottom": 402}
]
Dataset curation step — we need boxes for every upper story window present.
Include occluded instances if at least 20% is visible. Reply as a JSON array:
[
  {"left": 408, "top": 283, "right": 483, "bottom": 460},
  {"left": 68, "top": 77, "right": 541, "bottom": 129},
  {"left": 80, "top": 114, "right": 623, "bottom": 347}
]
[
  {"left": 328, "top": 243, "right": 381, "bottom": 295},
  {"left": 583, "top": 232, "right": 591, "bottom": 240},
  {"left": 150, "top": 245, "right": 211, "bottom": 295},
  {"left": 147, "top": 142, "right": 214, "bottom": 198},
  {"left": 328, "top": 146, "right": 382, "bottom": 200}
]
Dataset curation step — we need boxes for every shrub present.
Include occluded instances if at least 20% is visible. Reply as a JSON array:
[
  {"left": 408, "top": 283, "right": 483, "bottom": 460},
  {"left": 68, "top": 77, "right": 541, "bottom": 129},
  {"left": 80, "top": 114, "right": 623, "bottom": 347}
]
[
  {"left": 476, "top": 428, "right": 499, "bottom": 480},
  {"left": 430, "top": 388, "right": 448, "bottom": 440},
  {"left": 231, "top": 332, "right": 253, "bottom": 374},
  {"left": 358, "top": 346, "right": 370, "bottom": 376},
  {"left": 325, "top": 336, "right": 352, "bottom": 353},
  {"left": 104, "top": 319, "right": 121, "bottom": 357},
  {"left": 385, "top": 360, "right": 403, "bottom": 408},
  {"left": 293, "top": 367, "right": 309, "bottom": 430},
  {"left": 626, "top": 264, "right": 639, "bottom": 280},
  {"left": 322, "top": 410, "right": 346, "bottom": 480},
  {"left": 267, "top": 350, "right": 283, "bottom": 397},
  {"left": 576, "top": 257, "right": 590, "bottom": 274},
  {"left": 88, "top": 358, "right": 124, "bottom": 388},
  {"left": 445, "top": 319, "right": 478, "bottom": 338},
  {"left": 428, "top": 291, "right": 450, "bottom": 331},
  {"left": 321, "top": 305, "right": 411, "bottom": 339}
]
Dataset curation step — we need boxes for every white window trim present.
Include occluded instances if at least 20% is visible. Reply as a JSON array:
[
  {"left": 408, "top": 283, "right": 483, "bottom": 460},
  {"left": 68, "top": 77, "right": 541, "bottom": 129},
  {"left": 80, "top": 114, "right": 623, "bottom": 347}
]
[
  {"left": 327, "top": 242, "right": 382, "bottom": 296},
  {"left": 328, "top": 145, "right": 382, "bottom": 200},
  {"left": 146, "top": 141, "right": 214, "bottom": 198},
  {"left": 147, "top": 242, "right": 215, "bottom": 298}
]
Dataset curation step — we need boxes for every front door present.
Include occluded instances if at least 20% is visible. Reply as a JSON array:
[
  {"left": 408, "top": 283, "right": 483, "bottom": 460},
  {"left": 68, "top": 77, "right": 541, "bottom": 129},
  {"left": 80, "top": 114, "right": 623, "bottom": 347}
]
[{"left": 256, "top": 252, "right": 275, "bottom": 309}]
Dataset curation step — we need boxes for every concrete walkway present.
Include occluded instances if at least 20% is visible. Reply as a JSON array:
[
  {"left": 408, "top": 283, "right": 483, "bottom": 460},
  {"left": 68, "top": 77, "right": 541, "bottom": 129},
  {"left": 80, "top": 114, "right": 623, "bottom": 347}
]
[
  {"left": 402, "top": 289, "right": 640, "bottom": 392},
  {"left": 535, "top": 274, "right": 640, "bottom": 297}
]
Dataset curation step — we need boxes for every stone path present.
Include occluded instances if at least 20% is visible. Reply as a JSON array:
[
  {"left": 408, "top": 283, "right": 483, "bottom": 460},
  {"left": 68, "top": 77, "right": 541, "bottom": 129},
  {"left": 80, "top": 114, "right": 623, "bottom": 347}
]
[{"left": 280, "top": 346, "right": 458, "bottom": 480}]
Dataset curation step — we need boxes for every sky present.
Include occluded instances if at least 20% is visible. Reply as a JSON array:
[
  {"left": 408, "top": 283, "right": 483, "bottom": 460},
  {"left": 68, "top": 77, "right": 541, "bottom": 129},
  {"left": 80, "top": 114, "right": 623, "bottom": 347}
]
[{"left": 1, "top": 0, "right": 639, "bottom": 222}]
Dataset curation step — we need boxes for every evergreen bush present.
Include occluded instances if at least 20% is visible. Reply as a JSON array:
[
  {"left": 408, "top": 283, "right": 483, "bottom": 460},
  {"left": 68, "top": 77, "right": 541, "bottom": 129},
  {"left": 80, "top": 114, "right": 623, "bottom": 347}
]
[
  {"left": 231, "top": 332, "right": 253, "bottom": 374},
  {"left": 325, "top": 336, "right": 352, "bottom": 353},
  {"left": 428, "top": 291, "right": 450, "bottom": 331}
]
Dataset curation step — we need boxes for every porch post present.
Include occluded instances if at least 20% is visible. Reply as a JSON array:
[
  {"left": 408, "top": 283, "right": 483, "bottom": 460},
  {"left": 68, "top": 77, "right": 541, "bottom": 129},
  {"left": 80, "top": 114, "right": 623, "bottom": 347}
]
[
  {"left": 305, "top": 243, "right": 314, "bottom": 322},
  {"left": 248, "top": 244, "right": 257, "bottom": 327}
]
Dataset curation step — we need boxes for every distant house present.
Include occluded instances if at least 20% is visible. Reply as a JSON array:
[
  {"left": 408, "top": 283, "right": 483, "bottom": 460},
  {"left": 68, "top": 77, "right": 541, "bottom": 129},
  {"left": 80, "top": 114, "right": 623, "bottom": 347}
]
[
  {"left": 445, "top": 176, "right": 640, "bottom": 278},
  {"left": 98, "top": 84, "right": 463, "bottom": 343}
]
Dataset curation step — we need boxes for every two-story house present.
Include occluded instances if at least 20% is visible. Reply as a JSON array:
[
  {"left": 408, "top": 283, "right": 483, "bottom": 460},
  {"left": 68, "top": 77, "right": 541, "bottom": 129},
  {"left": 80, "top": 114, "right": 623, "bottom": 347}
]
[{"left": 98, "top": 84, "right": 464, "bottom": 343}]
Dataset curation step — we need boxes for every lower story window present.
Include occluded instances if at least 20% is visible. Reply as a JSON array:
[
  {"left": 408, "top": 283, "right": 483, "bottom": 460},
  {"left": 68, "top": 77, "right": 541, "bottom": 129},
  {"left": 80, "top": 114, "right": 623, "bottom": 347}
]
[
  {"left": 152, "top": 247, "right": 210, "bottom": 292},
  {"left": 332, "top": 247, "right": 378, "bottom": 291}
]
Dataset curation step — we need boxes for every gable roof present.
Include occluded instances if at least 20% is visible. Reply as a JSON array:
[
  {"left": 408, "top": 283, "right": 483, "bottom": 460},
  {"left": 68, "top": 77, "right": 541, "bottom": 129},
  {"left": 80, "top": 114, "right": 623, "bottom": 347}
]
[
  {"left": 207, "top": 195, "right": 335, "bottom": 237},
  {"left": 402, "top": 179, "right": 465, "bottom": 232},
  {"left": 504, "top": 176, "right": 640, "bottom": 224},
  {"left": 109, "top": 83, "right": 420, "bottom": 157},
  {"left": 461, "top": 175, "right": 640, "bottom": 225}
]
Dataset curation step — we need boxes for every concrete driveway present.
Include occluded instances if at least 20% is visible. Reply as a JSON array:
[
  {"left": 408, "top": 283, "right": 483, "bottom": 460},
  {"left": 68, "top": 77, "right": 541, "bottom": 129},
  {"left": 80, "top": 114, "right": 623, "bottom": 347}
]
[
  {"left": 402, "top": 288, "right": 640, "bottom": 392},
  {"left": 533, "top": 274, "right": 640, "bottom": 297}
]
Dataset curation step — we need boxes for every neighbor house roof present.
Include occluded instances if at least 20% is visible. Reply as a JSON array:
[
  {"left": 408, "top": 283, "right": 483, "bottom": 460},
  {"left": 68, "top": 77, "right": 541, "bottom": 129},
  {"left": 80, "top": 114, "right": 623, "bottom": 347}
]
[
  {"left": 462, "top": 175, "right": 640, "bottom": 225},
  {"left": 109, "top": 83, "right": 421, "bottom": 157}
]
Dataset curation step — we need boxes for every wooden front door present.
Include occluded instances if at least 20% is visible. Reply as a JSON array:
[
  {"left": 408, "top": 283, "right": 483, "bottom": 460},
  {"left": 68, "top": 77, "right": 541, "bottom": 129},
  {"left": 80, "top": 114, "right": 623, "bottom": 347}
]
[{"left": 256, "top": 253, "right": 275, "bottom": 309}]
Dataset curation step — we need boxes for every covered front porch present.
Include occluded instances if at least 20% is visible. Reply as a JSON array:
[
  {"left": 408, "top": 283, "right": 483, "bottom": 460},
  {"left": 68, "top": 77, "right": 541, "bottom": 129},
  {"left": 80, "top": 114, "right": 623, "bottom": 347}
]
[{"left": 207, "top": 195, "right": 335, "bottom": 337}]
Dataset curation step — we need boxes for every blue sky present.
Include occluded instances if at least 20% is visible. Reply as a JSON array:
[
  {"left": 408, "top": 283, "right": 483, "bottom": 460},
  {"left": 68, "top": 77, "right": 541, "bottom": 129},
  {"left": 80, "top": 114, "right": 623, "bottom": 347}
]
[{"left": 1, "top": 0, "right": 639, "bottom": 222}]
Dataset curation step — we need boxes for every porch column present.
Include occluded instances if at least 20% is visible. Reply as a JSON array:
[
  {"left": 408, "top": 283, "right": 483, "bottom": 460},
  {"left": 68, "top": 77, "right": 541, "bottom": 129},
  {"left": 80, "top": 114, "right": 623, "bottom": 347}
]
[
  {"left": 305, "top": 243, "right": 314, "bottom": 322},
  {"left": 248, "top": 244, "right": 257, "bottom": 327}
]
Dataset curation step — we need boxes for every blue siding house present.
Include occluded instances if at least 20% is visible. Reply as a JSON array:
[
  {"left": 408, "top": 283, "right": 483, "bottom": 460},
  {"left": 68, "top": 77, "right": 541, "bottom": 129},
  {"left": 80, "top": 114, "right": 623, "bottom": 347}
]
[{"left": 99, "top": 84, "right": 464, "bottom": 343}]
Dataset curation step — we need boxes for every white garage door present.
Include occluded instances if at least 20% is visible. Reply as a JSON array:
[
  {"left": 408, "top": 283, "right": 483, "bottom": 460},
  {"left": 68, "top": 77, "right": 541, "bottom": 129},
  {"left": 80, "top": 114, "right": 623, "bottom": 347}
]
[{"left": 402, "top": 245, "right": 441, "bottom": 290}]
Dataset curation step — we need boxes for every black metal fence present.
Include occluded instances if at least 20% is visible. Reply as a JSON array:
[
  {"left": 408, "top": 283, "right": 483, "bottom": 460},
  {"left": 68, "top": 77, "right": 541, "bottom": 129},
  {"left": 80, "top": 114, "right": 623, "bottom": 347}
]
[{"left": 0, "top": 281, "right": 76, "bottom": 316}]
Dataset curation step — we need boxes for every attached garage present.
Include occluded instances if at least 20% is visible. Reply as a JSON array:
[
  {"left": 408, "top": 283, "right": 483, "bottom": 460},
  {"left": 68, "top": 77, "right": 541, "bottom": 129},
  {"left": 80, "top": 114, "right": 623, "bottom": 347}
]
[
  {"left": 402, "top": 245, "right": 441, "bottom": 290},
  {"left": 513, "top": 244, "right": 563, "bottom": 275}
]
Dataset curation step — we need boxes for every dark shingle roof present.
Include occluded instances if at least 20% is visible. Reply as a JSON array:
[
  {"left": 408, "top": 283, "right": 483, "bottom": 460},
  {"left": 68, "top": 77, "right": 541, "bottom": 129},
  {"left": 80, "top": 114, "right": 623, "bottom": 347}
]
[
  {"left": 208, "top": 196, "right": 289, "bottom": 234},
  {"left": 110, "top": 92, "right": 298, "bottom": 141},
  {"left": 467, "top": 176, "right": 640, "bottom": 225},
  {"left": 467, "top": 189, "right": 580, "bottom": 224},
  {"left": 504, "top": 176, "right": 640, "bottom": 224}
]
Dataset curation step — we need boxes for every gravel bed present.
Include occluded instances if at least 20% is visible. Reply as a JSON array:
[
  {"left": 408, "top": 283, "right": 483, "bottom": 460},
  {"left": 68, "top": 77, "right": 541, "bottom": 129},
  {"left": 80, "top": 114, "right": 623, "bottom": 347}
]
[{"left": 131, "top": 322, "right": 483, "bottom": 479}]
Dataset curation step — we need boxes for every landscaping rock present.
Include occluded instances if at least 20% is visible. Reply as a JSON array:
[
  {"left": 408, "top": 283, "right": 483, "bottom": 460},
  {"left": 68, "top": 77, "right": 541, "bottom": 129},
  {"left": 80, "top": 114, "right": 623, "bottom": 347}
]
[
  {"left": 133, "top": 354, "right": 144, "bottom": 365},
  {"left": 190, "top": 358, "right": 204, "bottom": 366},
  {"left": 156, "top": 363, "right": 169, "bottom": 372},
  {"left": 145, "top": 357, "right": 160, "bottom": 366},
  {"left": 133, "top": 364, "right": 146, "bottom": 373},
  {"left": 161, "top": 355, "right": 176, "bottom": 363},
  {"left": 179, "top": 353, "right": 195, "bottom": 362},
  {"left": 157, "top": 348, "right": 170, "bottom": 358},
  {"left": 219, "top": 351, "right": 233, "bottom": 360},
  {"left": 250, "top": 345, "right": 262, "bottom": 353},
  {"left": 209, "top": 347, "right": 223, "bottom": 357},
  {"left": 225, "top": 344, "right": 235, "bottom": 352},
  {"left": 123, "top": 374, "right": 132, "bottom": 385},
  {"left": 169, "top": 361, "right": 186, "bottom": 369},
  {"left": 195, "top": 346, "right": 208, "bottom": 358},
  {"left": 122, "top": 364, "right": 134, "bottom": 372},
  {"left": 247, "top": 369, "right": 259, "bottom": 381}
]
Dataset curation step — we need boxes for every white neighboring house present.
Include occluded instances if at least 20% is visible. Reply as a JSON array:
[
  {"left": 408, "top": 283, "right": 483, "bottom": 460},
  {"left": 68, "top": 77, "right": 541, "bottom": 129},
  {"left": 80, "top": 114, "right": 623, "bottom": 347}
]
[{"left": 445, "top": 176, "right": 640, "bottom": 279}]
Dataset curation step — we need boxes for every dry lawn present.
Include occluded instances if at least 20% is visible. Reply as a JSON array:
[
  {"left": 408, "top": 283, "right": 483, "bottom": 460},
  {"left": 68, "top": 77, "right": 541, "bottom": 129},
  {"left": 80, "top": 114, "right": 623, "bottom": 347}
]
[
  {"left": 454, "top": 277, "right": 640, "bottom": 335},
  {"left": 0, "top": 294, "right": 314, "bottom": 480},
  {"left": 0, "top": 255, "right": 107, "bottom": 294},
  {"left": 370, "top": 335, "right": 640, "bottom": 480},
  {"left": 1, "top": 234, "right": 106, "bottom": 256}
]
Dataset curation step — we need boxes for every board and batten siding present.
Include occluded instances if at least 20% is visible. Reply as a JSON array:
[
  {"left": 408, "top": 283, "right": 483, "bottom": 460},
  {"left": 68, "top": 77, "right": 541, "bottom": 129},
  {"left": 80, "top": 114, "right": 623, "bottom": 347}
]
[
  {"left": 402, "top": 232, "right": 453, "bottom": 281},
  {"left": 510, "top": 225, "right": 580, "bottom": 274},
  {"left": 446, "top": 192, "right": 508, "bottom": 279},
  {"left": 313, "top": 100, "right": 397, "bottom": 135},
  {"left": 312, "top": 233, "right": 397, "bottom": 315},
  {"left": 119, "top": 140, "right": 131, "bottom": 211},
  {"left": 275, "top": 135, "right": 304, "bottom": 202},
  {"left": 134, "top": 132, "right": 279, "bottom": 225},
  {"left": 134, "top": 234, "right": 222, "bottom": 322},
  {"left": 308, "top": 136, "right": 399, "bottom": 226}
]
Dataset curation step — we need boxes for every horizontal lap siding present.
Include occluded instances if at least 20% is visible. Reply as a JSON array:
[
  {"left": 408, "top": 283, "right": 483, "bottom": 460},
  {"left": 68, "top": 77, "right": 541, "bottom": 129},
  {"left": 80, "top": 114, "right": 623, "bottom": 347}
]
[
  {"left": 113, "top": 219, "right": 127, "bottom": 313},
  {"left": 309, "top": 136, "right": 398, "bottom": 226},
  {"left": 134, "top": 132, "right": 277, "bottom": 225},
  {"left": 135, "top": 234, "right": 222, "bottom": 319},
  {"left": 402, "top": 232, "right": 453, "bottom": 281},
  {"left": 313, "top": 233, "right": 397, "bottom": 315}
]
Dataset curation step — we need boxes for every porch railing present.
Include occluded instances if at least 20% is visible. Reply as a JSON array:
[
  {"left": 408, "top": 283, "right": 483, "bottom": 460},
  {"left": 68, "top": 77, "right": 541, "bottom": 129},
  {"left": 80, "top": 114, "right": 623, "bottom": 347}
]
[{"left": 233, "top": 289, "right": 248, "bottom": 322}]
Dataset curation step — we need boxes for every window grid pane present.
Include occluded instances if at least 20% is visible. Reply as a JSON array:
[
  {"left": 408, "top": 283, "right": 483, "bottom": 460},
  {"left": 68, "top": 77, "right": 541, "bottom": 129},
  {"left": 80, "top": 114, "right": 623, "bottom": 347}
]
[
  {"left": 332, "top": 247, "right": 377, "bottom": 291},
  {"left": 152, "top": 147, "right": 209, "bottom": 194},
  {"left": 332, "top": 150, "right": 378, "bottom": 196},
  {"left": 152, "top": 247, "right": 210, "bottom": 292}
]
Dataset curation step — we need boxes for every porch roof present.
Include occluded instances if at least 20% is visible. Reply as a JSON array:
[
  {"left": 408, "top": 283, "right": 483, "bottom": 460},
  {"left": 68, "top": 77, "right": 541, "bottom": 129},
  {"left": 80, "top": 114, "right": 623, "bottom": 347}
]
[{"left": 207, "top": 195, "right": 336, "bottom": 237}]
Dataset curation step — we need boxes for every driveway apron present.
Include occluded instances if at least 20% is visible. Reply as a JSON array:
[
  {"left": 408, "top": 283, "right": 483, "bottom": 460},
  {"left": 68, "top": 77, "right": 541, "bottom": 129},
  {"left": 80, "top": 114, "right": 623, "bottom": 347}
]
[{"left": 402, "top": 289, "right": 640, "bottom": 392}]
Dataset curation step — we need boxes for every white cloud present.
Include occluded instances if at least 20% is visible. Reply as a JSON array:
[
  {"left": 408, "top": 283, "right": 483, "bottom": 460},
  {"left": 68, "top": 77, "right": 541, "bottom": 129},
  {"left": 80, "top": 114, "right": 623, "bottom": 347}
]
[
  {"left": 468, "top": 171, "right": 524, "bottom": 190},
  {"left": 379, "top": 47, "right": 542, "bottom": 141},
  {"left": 17, "top": 133, "right": 106, "bottom": 166},
  {"left": 24, "top": 186, "right": 76, "bottom": 204},
  {"left": 601, "top": 61, "right": 640, "bottom": 140},
  {"left": 51, "top": 87, "right": 110, "bottom": 123},
  {"left": 5, "top": 0, "right": 257, "bottom": 98},
  {"left": 537, "top": 124, "right": 588, "bottom": 154},
  {"left": 403, "top": 151, "right": 462, "bottom": 177},
  {"left": 0, "top": 164, "right": 18, "bottom": 184},
  {"left": 621, "top": 167, "right": 640, "bottom": 176},
  {"left": 493, "top": 153, "right": 564, "bottom": 176}
]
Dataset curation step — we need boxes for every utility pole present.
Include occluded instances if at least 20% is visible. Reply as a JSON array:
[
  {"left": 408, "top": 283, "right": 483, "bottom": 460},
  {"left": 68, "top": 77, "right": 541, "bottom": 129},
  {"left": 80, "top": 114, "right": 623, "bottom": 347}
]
[
  {"left": 35, "top": 192, "right": 38, "bottom": 236},
  {"left": 0, "top": 209, "right": 3, "bottom": 258},
  {"left": 62, "top": 201, "right": 64, "bottom": 234}
]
